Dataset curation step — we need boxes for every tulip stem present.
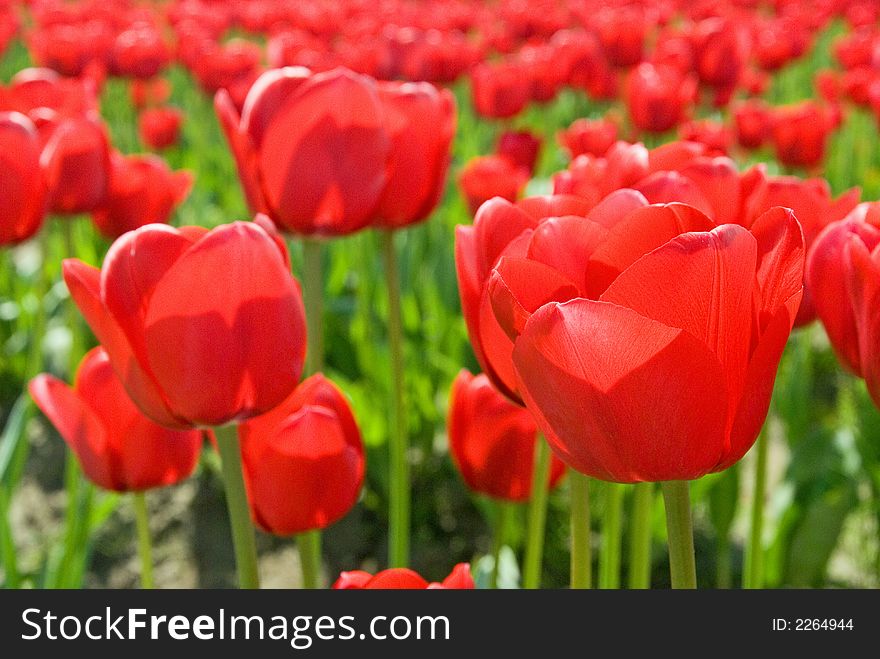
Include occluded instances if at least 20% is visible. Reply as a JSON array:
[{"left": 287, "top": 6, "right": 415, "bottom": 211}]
[
  {"left": 744, "top": 428, "right": 769, "bottom": 589},
  {"left": 661, "top": 480, "right": 697, "bottom": 589},
  {"left": 301, "top": 238, "right": 324, "bottom": 375},
  {"left": 62, "top": 219, "right": 80, "bottom": 378},
  {"left": 26, "top": 229, "right": 51, "bottom": 378},
  {"left": 215, "top": 424, "right": 260, "bottom": 589},
  {"left": 490, "top": 501, "right": 515, "bottom": 589},
  {"left": 628, "top": 482, "right": 654, "bottom": 589},
  {"left": 522, "top": 435, "right": 552, "bottom": 589},
  {"left": 570, "top": 472, "right": 592, "bottom": 589},
  {"left": 599, "top": 482, "right": 624, "bottom": 589},
  {"left": 132, "top": 492, "right": 154, "bottom": 589},
  {"left": 381, "top": 229, "right": 409, "bottom": 568},
  {"left": 297, "top": 529, "right": 322, "bottom": 589}
]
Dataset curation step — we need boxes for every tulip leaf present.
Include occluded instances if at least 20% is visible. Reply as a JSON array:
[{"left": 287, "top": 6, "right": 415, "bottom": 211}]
[{"left": 0, "top": 393, "right": 32, "bottom": 490}]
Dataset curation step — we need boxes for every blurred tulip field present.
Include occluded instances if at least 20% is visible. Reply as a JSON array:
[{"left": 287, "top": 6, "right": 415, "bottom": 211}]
[{"left": 2, "top": 0, "right": 880, "bottom": 591}]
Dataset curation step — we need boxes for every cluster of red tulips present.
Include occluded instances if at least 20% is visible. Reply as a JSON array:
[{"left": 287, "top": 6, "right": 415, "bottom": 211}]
[{"left": 2, "top": 0, "right": 880, "bottom": 591}]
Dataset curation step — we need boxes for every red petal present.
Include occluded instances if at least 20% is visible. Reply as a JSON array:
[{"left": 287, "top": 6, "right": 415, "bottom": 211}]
[
  {"left": 143, "top": 222, "right": 306, "bottom": 425},
  {"left": 584, "top": 189, "right": 648, "bottom": 229},
  {"left": 241, "top": 67, "right": 311, "bottom": 148},
  {"left": 634, "top": 171, "right": 714, "bottom": 219},
  {"left": 214, "top": 88, "right": 268, "bottom": 216},
  {"left": 527, "top": 215, "right": 608, "bottom": 293},
  {"left": 514, "top": 300, "right": 728, "bottom": 482},
  {"left": 363, "top": 569, "right": 429, "bottom": 589}
]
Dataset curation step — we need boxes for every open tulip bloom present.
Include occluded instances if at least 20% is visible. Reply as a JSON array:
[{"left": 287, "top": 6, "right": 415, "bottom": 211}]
[{"left": 458, "top": 192, "right": 805, "bottom": 587}]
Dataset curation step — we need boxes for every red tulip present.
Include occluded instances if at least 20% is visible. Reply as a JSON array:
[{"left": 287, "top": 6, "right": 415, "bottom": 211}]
[
  {"left": 496, "top": 130, "right": 541, "bottom": 177},
  {"left": 130, "top": 77, "right": 172, "bottom": 111},
  {"left": 691, "top": 18, "right": 749, "bottom": 91},
  {"left": 91, "top": 152, "right": 192, "bottom": 240},
  {"left": 41, "top": 114, "right": 111, "bottom": 214},
  {"left": 62, "top": 217, "right": 307, "bottom": 429},
  {"left": 625, "top": 63, "right": 696, "bottom": 134},
  {"left": 239, "top": 374, "right": 364, "bottom": 536},
  {"left": 112, "top": 25, "right": 171, "bottom": 79},
  {"left": 0, "top": 67, "right": 98, "bottom": 120},
  {"left": 216, "top": 67, "right": 390, "bottom": 236},
  {"left": 454, "top": 193, "right": 598, "bottom": 401},
  {"left": 485, "top": 202, "right": 804, "bottom": 482},
  {"left": 594, "top": 7, "right": 646, "bottom": 68},
  {"left": 29, "top": 347, "right": 202, "bottom": 492},
  {"left": 448, "top": 370, "right": 565, "bottom": 501},
  {"left": 770, "top": 102, "right": 836, "bottom": 170},
  {"left": 553, "top": 141, "right": 650, "bottom": 203},
  {"left": 139, "top": 106, "right": 183, "bottom": 150},
  {"left": 557, "top": 118, "right": 618, "bottom": 159},
  {"left": 733, "top": 100, "right": 772, "bottom": 150},
  {"left": 372, "top": 81, "right": 456, "bottom": 229},
  {"left": 808, "top": 203, "right": 880, "bottom": 399},
  {"left": 0, "top": 112, "right": 46, "bottom": 245},
  {"left": 678, "top": 120, "right": 733, "bottom": 156},
  {"left": 457, "top": 155, "right": 530, "bottom": 218},
  {"left": 470, "top": 61, "right": 530, "bottom": 119},
  {"left": 333, "top": 563, "right": 474, "bottom": 589}
]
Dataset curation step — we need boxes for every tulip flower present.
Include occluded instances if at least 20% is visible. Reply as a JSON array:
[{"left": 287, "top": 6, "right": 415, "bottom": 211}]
[
  {"left": 448, "top": 370, "right": 565, "bottom": 502},
  {"left": 733, "top": 100, "right": 772, "bottom": 150},
  {"left": 470, "top": 61, "right": 530, "bottom": 119},
  {"left": 29, "top": 347, "right": 202, "bottom": 492},
  {"left": 457, "top": 155, "right": 530, "bottom": 217},
  {"left": 557, "top": 118, "right": 618, "bottom": 159},
  {"left": 691, "top": 18, "right": 749, "bottom": 95},
  {"left": 0, "top": 111, "right": 46, "bottom": 245},
  {"left": 112, "top": 25, "right": 171, "bottom": 79},
  {"left": 372, "top": 80, "right": 456, "bottom": 229},
  {"left": 240, "top": 374, "right": 365, "bottom": 587},
  {"left": 770, "top": 102, "right": 836, "bottom": 170},
  {"left": 91, "top": 152, "right": 193, "bottom": 240},
  {"left": 41, "top": 114, "right": 111, "bottom": 214},
  {"left": 625, "top": 63, "right": 697, "bottom": 134},
  {"left": 488, "top": 202, "right": 804, "bottom": 482},
  {"left": 808, "top": 202, "right": 880, "bottom": 404},
  {"left": 495, "top": 130, "right": 541, "bottom": 177},
  {"left": 30, "top": 346, "right": 202, "bottom": 588},
  {"left": 216, "top": 66, "right": 390, "bottom": 237},
  {"left": 63, "top": 217, "right": 306, "bottom": 428},
  {"left": 594, "top": 7, "right": 646, "bottom": 68},
  {"left": 64, "top": 216, "right": 306, "bottom": 589},
  {"left": 138, "top": 106, "right": 184, "bottom": 151},
  {"left": 130, "top": 77, "right": 172, "bottom": 111},
  {"left": 333, "top": 564, "right": 474, "bottom": 589}
]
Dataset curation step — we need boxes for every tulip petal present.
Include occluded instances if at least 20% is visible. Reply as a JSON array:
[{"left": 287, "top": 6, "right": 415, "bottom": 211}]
[
  {"left": 846, "top": 240, "right": 880, "bottom": 406},
  {"left": 750, "top": 207, "right": 805, "bottom": 329},
  {"left": 634, "top": 171, "right": 714, "bottom": 219},
  {"left": 526, "top": 215, "right": 608, "bottom": 292},
  {"left": 585, "top": 202, "right": 716, "bottom": 297},
  {"left": 678, "top": 157, "right": 742, "bottom": 226},
  {"left": 144, "top": 222, "right": 306, "bottom": 425},
  {"left": 63, "top": 259, "right": 184, "bottom": 428},
  {"left": 600, "top": 224, "right": 757, "bottom": 427},
  {"left": 584, "top": 189, "right": 648, "bottom": 229},
  {"left": 214, "top": 88, "right": 268, "bottom": 215},
  {"left": 473, "top": 197, "right": 537, "bottom": 277},
  {"left": 514, "top": 300, "right": 729, "bottom": 482},
  {"left": 29, "top": 375, "right": 116, "bottom": 490},
  {"left": 364, "top": 569, "right": 429, "bottom": 589}
]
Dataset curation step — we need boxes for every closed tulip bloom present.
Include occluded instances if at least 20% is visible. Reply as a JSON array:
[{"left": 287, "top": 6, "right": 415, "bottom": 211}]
[
  {"left": 216, "top": 67, "right": 390, "bottom": 236},
  {"left": 691, "top": 18, "right": 749, "bottom": 90},
  {"left": 62, "top": 217, "right": 307, "bottom": 428},
  {"left": 372, "top": 81, "right": 456, "bottom": 229},
  {"left": 808, "top": 203, "right": 880, "bottom": 402},
  {"left": 470, "top": 61, "right": 531, "bottom": 119},
  {"left": 485, "top": 200, "right": 804, "bottom": 482},
  {"left": 557, "top": 118, "right": 618, "bottom": 159},
  {"left": 239, "top": 374, "right": 365, "bottom": 536},
  {"left": 41, "top": 114, "right": 111, "bottom": 214},
  {"left": 448, "top": 370, "right": 565, "bottom": 501},
  {"left": 625, "top": 63, "right": 696, "bottom": 134},
  {"left": 594, "top": 7, "right": 646, "bottom": 68},
  {"left": 770, "top": 102, "right": 836, "bottom": 169},
  {"left": 457, "top": 155, "right": 530, "bottom": 217},
  {"left": 734, "top": 100, "right": 772, "bottom": 149},
  {"left": 496, "top": 130, "right": 541, "bottom": 177},
  {"left": 333, "top": 563, "right": 474, "bottom": 589},
  {"left": 130, "top": 77, "right": 172, "bottom": 111},
  {"left": 455, "top": 193, "right": 597, "bottom": 401},
  {"left": 112, "top": 25, "right": 171, "bottom": 79},
  {"left": 139, "top": 106, "right": 183, "bottom": 151},
  {"left": 29, "top": 347, "right": 202, "bottom": 492},
  {"left": 91, "top": 152, "right": 193, "bottom": 240},
  {"left": 0, "top": 112, "right": 46, "bottom": 245}
]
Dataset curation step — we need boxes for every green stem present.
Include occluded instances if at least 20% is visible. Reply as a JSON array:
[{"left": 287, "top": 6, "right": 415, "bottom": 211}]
[
  {"left": 491, "top": 502, "right": 515, "bottom": 589},
  {"left": 570, "top": 472, "right": 592, "bottom": 589},
  {"left": 215, "top": 424, "right": 260, "bottom": 589},
  {"left": 744, "top": 429, "right": 769, "bottom": 589},
  {"left": 522, "top": 435, "right": 552, "bottom": 589},
  {"left": 301, "top": 238, "right": 324, "bottom": 376},
  {"left": 25, "top": 229, "right": 50, "bottom": 378},
  {"left": 661, "top": 480, "right": 697, "bottom": 589},
  {"left": 63, "top": 219, "right": 80, "bottom": 378},
  {"left": 132, "top": 492, "right": 154, "bottom": 589},
  {"left": 628, "top": 482, "right": 653, "bottom": 589},
  {"left": 296, "top": 529, "right": 322, "bottom": 589},
  {"left": 381, "top": 229, "right": 409, "bottom": 568},
  {"left": 716, "top": 535, "right": 732, "bottom": 589},
  {"left": 599, "top": 482, "right": 624, "bottom": 589}
]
